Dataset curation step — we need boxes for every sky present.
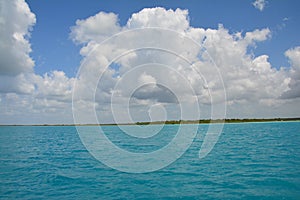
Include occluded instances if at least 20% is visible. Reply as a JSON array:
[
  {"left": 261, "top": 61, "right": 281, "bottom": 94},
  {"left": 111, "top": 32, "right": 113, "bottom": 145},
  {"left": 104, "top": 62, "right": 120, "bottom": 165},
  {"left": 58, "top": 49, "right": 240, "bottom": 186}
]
[{"left": 0, "top": 0, "right": 300, "bottom": 124}]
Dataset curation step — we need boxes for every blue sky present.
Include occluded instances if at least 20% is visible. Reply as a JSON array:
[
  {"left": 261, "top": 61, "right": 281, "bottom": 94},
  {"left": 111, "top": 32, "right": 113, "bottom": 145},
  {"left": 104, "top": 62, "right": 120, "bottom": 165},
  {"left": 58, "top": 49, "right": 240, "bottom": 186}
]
[
  {"left": 1, "top": 0, "right": 300, "bottom": 124},
  {"left": 26, "top": 0, "right": 299, "bottom": 77}
]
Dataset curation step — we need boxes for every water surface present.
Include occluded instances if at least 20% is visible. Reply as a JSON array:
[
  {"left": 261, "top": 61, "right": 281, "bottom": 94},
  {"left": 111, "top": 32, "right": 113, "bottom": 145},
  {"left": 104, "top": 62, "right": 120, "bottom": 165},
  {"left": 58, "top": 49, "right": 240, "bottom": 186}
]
[{"left": 0, "top": 122, "right": 299, "bottom": 199}]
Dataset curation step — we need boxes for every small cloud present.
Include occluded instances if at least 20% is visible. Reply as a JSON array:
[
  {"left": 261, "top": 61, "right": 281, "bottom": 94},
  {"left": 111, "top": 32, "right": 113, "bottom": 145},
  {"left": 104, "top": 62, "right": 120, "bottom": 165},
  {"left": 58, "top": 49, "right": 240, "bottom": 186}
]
[
  {"left": 275, "top": 17, "right": 289, "bottom": 32},
  {"left": 283, "top": 17, "right": 289, "bottom": 21},
  {"left": 252, "top": 0, "right": 267, "bottom": 11}
]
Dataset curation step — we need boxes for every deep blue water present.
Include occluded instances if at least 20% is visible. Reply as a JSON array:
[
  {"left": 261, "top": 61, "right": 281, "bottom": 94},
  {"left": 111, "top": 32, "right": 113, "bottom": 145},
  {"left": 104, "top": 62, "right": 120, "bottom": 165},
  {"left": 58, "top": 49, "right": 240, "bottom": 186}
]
[{"left": 0, "top": 122, "right": 299, "bottom": 199}]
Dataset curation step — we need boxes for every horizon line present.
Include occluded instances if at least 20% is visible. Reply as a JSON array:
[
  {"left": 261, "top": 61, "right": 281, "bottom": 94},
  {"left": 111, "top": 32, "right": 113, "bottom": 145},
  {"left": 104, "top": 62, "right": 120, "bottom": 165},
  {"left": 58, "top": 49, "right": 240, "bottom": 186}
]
[{"left": 1, "top": 117, "right": 300, "bottom": 126}]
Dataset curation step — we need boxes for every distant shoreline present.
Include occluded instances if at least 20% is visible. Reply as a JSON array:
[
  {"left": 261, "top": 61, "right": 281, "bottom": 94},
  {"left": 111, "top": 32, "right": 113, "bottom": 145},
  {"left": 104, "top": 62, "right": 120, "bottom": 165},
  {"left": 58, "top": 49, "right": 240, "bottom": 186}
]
[{"left": 1, "top": 118, "right": 300, "bottom": 126}]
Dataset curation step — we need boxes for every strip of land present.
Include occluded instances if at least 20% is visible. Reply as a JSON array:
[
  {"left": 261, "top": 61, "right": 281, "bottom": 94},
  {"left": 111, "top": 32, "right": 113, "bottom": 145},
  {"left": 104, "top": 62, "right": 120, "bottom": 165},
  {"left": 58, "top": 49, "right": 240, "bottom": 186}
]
[{"left": 1, "top": 118, "right": 299, "bottom": 126}]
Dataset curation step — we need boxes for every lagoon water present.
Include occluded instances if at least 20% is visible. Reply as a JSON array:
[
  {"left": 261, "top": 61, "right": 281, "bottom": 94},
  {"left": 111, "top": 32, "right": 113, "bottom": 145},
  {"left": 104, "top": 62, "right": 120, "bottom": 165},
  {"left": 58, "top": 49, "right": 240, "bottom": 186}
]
[{"left": 0, "top": 122, "right": 299, "bottom": 199}]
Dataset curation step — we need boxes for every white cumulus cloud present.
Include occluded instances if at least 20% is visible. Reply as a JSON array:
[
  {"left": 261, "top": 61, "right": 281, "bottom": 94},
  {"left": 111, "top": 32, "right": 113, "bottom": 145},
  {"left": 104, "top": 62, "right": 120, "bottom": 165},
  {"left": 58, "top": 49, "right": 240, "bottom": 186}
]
[
  {"left": 70, "top": 12, "right": 121, "bottom": 44},
  {"left": 252, "top": 0, "right": 267, "bottom": 11},
  {"left": 0, "top": 0, "right": 75, "bottom": 124},
  {"left": 71, "top": 7, "right": 299, "bottom": 123},
  {"left": 0, "top": 0, "right": 36, "bottom": 75},
  {"left": 1, "top": 4, "right": 299, "bottom": 124},
  {"left": 281, "top": 47, "right": 300, "bottom": 99}
]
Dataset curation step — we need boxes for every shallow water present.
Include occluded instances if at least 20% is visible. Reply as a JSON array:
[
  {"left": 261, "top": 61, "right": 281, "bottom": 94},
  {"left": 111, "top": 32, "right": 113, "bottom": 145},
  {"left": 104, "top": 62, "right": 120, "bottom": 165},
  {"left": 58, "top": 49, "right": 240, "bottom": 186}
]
[{"left": 0, "top": 122, "right": 299, "bottom": 199}]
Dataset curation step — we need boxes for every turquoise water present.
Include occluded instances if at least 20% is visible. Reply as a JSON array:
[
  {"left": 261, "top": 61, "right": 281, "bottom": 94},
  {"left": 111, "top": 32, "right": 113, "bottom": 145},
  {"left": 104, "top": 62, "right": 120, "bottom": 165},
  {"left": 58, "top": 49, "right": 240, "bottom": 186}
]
[{"left": 0, "top": 122, "right": 299, "bottom": 199}]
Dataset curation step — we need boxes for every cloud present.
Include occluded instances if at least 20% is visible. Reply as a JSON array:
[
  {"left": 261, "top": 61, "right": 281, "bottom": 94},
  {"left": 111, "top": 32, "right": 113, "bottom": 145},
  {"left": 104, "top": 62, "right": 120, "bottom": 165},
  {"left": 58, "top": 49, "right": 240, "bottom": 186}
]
[
  {"left": 0, "top": 0, "right": 36, "bottom": 75},
  {"left": 0, "top": 0, "right": 75, "bottom": 124},
  {"left": 0, "top": 0, "right": 74, "bottom": 98},
  {"left": 70, "top": 12, "right": 121, "bottom": 44},
  {"left": 0, "top": 73, "right": 36, "bottom": 94},
  {"left": 281, "top": 47, "right": 300, "bottom": 99},
  {"left": 71, "top": 7, "right": 299, "bottom": 124},
  {"left": 127, "top": 7, "right": 189, "bottom": 31},
  {"left": 0, "top": 5, "right": 299, "bottom": 124},
  {"left": 252, "top": 0, "right": 267, "bottom": 11},
  {"left": 132, "top": 84, "right": 178, "bottom": 104},
  {"left": 244, "top": 28, "right": 271, "bottom": 43},
  {"left": 35, "top": 71, "right": 75, "bottom": 100},
  {"left": 0, "top": 0, "right": 37, "bottom": 94}
]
